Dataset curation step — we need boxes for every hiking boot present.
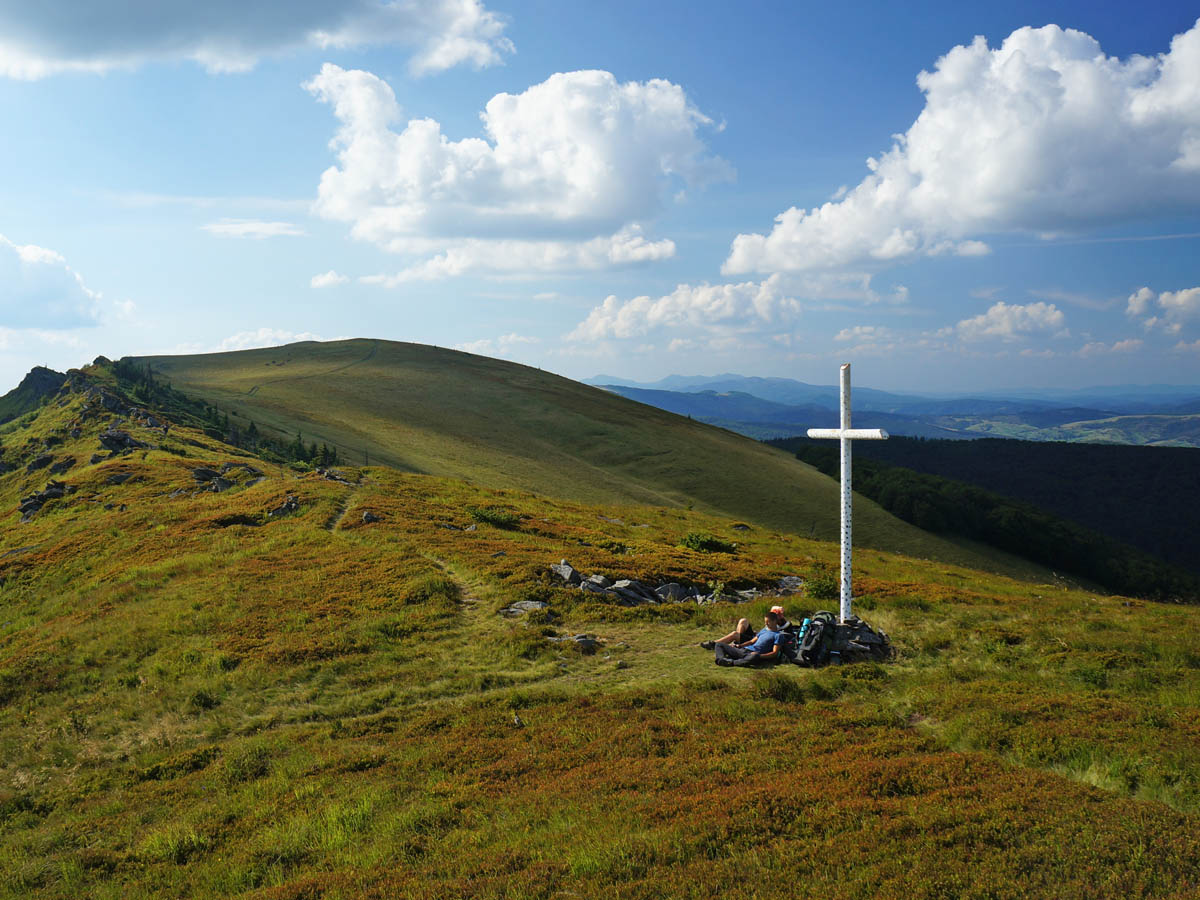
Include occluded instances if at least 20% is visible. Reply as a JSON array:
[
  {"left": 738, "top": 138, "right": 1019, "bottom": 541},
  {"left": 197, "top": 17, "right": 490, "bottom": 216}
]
[{"left": 700, "top": 640, "right": 715, "bottom": 650}]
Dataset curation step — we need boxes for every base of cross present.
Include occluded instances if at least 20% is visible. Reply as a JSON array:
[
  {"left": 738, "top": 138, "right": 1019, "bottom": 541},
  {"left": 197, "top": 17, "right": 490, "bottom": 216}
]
[{"left": 789, "top": 610, "right": 892, "bottom": 667}]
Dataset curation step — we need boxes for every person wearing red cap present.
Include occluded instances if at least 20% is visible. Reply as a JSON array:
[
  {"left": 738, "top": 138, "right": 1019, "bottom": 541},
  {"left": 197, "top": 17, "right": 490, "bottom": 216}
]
[
  {"left": 709, "top": 610, "right": 795, "bottom": 667},
  {"left": 700, "top": 605, "right": 791, "bottom": 651}
]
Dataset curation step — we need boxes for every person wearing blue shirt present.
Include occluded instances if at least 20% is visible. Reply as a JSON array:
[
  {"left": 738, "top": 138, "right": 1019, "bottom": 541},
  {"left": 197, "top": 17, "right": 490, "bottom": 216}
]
[{"left": 713, "top": 610, "right": 794, "bottom": 667}]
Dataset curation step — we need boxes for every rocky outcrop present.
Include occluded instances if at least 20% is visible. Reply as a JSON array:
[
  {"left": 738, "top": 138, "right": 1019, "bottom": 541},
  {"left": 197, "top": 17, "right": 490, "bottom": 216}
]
[
  {"left": 19, "top": 480, "right": 76, "bottom": 522},
  {"left": 269, "top": 495, "right": 299, "bottom": 517},
  {"left": 25, "top": 454, "right": 53, "bottom": 473},
  {"left": 49, "top": 457, "right": 75, "bottom": 475},
  {"left": 99, "top": 427, "right": 149, "bottom": 454},
  {"left": 548, "top": 560, "right": 806, "bottom": 607},
  {"left": 499, "top": 599, "right": 549, "bottom": 618}
]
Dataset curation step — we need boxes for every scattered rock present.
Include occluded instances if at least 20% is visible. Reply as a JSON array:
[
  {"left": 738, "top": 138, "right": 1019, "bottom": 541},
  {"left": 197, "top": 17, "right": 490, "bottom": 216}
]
[
  {"left": 585, "top": 574, "right": 613, "bottom": 589},
  {"left": 43, "top": 435, "right": 64, "bottom": 448},
  {"left": 89, "top": 454, "right": 105, "bottom": 465},
  {"left": 191, "top": 467, "right": 222, "bottom": 482},
  {"left": 317, "top": 467, "right": 353, "bottom": 484},
  {"left": 499, "top": 599, "right": 549, "bottom": 617},
  {"left": 207, "top": 477, "right": 233, "bottom": 492},
  {"left": 737, "top": 588, "right": 762, "bottom": 601},
  {"left": 464, "top": 524, "right": 477, "bottom": 532},
  {"left": 361, "top": 510, "right": 380, "bottom": 524},
  {"left": 778, "top": 575, "right": 805, "bottom": 594},
  {"left": 550, "top": 560, "right": 582, "bottom": 584},
  {"left": 549, "top": 633, "right": 601, "bottom": 654},
  {"left": 438, "top": 522, "right": 461, "bottom": 531},
  {"left": 245, "top": 477, "right": 265, "bottom": 488},
  {"left": 70, "top": 427, "right": 82, "bottom": 439},
  {"left": 598, "top": 515, "right": 624, "bottom": 524},
  {"left": 25, "top": 454, "right": 54, "bottom": 473},
  {"left": 168, "top": 488, "right": 189, "bottom": 499},
  {"left": 99, "top": 428, "right": 147, "bottom": 453},
  {"left": 19, "top": 480, "right": 72, "bottom": 522},
  {"left": 268, "top": 495, "right": 299, "bottom": 517},
  {"left": 731, "top": 523, "right": 751, "bottom": 531},
  {"left": 655, "top": 582, "right": 693, "bottom": 602},
  {"left": 49, "top": 457, "right": 76, "bottom": 475},
  {"left": 106, "top": 472, "right": 136, "bottom": 485},
  {"left": 491, "top": 550, "right": 507, "bottom": 558}
]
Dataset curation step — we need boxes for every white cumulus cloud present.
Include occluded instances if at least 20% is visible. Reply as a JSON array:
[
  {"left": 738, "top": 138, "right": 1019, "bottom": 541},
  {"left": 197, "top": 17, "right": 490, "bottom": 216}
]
[
  {"left": 213, "top": 328, "right": 342, "bottom": 352},
  {"left": 311, "top": 270, "right": 350, "bottom": 288},
  {"left": 568, "top": 277, "right": 800, "bottom": 342},
  {"left": 454, "top": 332, "right": 539, "bottom": 358},
  {"left": 725, "top": 20, "right": 1200, "bottom": 274},
  {"left": 0, "top": 233, "right": 108, "bottom": 329},
  {"left": 306, "top": 64, "right": 730, "bottom": 278},
  {"left": 201, "top": 219, "right": 307, "bottom": 239},
  {"left": 1078, "top": 338, "right": 1144, "bottom": 357},
  {"left": 1127, "top": 284, "right": 1200, "bottom": 333},
  {"left": 0, "top": 0, "right": 512, "bottom": 79},
  {"left": 951, "top": 301, "right": 1067, "bottom": 342}
]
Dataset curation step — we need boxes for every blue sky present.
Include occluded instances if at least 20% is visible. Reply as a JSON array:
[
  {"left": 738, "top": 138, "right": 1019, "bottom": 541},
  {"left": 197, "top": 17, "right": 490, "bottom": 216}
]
[{"left": 2, "top": 0, "right": 1200, "bottom": 394}]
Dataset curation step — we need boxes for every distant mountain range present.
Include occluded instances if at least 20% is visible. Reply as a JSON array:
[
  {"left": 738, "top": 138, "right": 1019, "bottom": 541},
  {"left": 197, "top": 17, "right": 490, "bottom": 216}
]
[{"left": 587, "top": 374, "right": 1200, "bottom": 447}]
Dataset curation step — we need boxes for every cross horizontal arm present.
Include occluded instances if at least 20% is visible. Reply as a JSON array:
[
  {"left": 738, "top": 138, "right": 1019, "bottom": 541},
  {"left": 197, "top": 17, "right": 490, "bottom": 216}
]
[{"left": 806, "top": 428, "right": 889, "bottom": 440}]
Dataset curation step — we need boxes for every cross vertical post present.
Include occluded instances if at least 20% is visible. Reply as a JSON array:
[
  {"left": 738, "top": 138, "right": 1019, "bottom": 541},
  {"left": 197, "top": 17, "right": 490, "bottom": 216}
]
[{"left": 806, "top": 364, "right": 889, "bottom": 622}]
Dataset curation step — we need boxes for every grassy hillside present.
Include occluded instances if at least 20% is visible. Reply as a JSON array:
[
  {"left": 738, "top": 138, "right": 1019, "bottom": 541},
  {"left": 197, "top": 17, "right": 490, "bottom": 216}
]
[
  {"left": 1, "top": 371, "right": 1198, "bottom": 898},
  {"left": 131, "top": 339, "right": 1043, "bottom": 581}
]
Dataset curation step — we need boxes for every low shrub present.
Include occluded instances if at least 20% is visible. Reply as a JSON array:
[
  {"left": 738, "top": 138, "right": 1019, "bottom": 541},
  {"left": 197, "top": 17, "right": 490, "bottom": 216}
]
[
  {"left": 467, "top": 506, "right": 521, "bottom": 529},
  {"left": 679, "top": 532, "right": 736, "bottom": 554},
  {"left": 805, "top": 563, "right": 838, "bottom": 601}
]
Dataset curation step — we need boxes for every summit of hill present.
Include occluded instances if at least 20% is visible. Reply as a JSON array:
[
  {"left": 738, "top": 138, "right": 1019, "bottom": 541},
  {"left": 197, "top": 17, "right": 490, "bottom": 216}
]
[{"left": 130, "top": 338, "right": 1044, "bottom": 581}]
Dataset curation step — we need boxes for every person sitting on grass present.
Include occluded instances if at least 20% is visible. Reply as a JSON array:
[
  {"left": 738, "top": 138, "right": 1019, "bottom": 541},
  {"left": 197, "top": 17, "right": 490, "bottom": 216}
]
[
  {"left": 711, "top": 610, "right": 795, "bottom": 667},
  {"left": 700, "top": 605, "right": 791, "bottom": 651}
]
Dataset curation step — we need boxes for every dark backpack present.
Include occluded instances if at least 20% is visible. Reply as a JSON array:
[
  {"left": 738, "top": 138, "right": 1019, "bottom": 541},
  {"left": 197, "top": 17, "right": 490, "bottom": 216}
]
[{"left": 795, "top": 610, "right": 837, "bottom": 667}]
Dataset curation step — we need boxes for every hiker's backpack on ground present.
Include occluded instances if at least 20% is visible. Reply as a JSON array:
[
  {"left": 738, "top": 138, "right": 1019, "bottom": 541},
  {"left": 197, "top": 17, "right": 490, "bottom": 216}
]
[
  {"left": 794, "top": 611, "right": 837, "bottom": 666},
  {"left": 792, "top": 611, "right": 892, "bottom": 666}
]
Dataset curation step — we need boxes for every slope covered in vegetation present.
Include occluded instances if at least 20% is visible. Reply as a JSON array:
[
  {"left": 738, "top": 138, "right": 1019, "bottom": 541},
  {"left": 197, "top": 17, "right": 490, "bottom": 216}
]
[
  {"left": 1, "top": 364, "right": 1198, "bottom": 898},
  {"left": 130, "top": 340, "right": 1044, "bottom": 581}
]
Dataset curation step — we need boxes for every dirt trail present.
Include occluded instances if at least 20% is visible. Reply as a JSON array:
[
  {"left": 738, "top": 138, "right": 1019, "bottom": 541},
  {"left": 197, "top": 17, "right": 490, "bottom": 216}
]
[{"left": 323, "top": 488, "right": 356, "bottom": 531}]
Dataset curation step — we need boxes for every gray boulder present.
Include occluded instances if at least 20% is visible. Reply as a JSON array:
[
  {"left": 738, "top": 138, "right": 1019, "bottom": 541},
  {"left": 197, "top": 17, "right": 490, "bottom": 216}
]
[
  {"left": 48, "top": 457, "right": 75, "bottom": 475},
  {"left": 551, "top": 560, "right": 582, "bottom": 584},
  {"left": 269, "top": 495, "right": 299, "bottom": 517},
  {"left": 778, "top": 575, "right": 805, "bottom": 594},
  {"left": 25, "top": 454, "right": 53, "bottom": 473},
  {"left": 362, "top": 510, "right": 380, "bottom": 524},
  {"left": 500, "top": 599, "right": 549, "bottom": 617},
  {"left": 585, "top": 574, "right": 613, "bottom": 589},
  {"left": 99, "top": 428, "right": 147, "bottom": 452},
  {"left": 655, "top": 582, "right": 693, "bottom": 602}
]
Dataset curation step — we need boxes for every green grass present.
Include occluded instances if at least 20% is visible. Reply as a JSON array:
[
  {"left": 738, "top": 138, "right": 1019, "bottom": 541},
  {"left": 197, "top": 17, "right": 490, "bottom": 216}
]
[
  {"left": 131, "top": 339, "right": 1052, "bottom": 581},
  {"left": 1, "top": 362, "right": 1198, "bottom": 898}
]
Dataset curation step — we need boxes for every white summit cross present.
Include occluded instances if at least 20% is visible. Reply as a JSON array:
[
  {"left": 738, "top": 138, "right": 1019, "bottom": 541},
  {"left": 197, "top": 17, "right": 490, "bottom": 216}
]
[{"left": 806, "top": 363, "right": 888, "bottom": 623}]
